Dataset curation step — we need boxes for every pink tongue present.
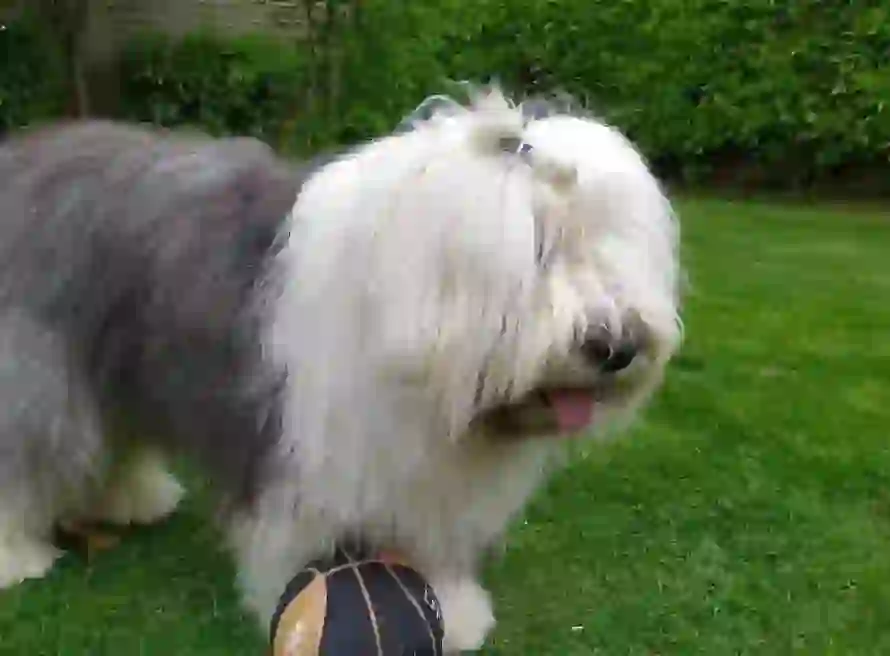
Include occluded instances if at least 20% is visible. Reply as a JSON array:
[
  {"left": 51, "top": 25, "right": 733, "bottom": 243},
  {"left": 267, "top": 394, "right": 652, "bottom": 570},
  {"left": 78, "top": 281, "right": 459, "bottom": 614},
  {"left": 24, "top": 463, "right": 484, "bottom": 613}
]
[{"left": 544, "top": 390, "right": 596, "bottom": 433}]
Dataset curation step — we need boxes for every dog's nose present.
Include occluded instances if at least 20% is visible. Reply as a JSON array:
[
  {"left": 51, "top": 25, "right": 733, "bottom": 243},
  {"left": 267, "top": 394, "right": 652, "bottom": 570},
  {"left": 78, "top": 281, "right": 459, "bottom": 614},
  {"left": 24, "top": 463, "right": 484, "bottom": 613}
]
[{"left": 580, "top": 334, "right": 638, "bottom": 373}]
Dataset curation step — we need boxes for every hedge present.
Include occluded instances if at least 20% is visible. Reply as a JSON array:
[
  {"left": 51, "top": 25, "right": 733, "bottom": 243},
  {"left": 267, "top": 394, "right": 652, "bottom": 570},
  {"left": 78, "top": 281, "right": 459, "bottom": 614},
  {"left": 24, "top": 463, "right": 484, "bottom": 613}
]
[
  {"left": 0, "top": 16, "right": 67, "bottom": 134},
  {"left": 335, "top": 0, "right": 890, "bottom": 188},
  {"left": 118, "top": 32, "right": 308, "bottom": 146},
  {"left": 5, "top": 0, "right": 890, "bottom": 190}
]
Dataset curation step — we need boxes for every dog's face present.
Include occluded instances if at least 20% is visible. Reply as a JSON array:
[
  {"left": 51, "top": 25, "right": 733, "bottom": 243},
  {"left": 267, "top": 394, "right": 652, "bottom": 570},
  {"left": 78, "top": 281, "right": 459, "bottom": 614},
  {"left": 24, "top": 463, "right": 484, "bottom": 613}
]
[
  {"left": 468, "top": 111, "right": 682, "bottom": 439},
  {"left": 289, "top": 91, "right": 680, "bottom": 444}
]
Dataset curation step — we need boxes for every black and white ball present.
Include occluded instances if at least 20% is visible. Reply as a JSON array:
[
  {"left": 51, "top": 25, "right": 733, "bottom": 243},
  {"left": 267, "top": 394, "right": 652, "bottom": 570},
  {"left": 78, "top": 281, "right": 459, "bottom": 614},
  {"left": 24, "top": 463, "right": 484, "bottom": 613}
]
[{"left": 270, "top": 544, "right": 443, "bottom": 655}]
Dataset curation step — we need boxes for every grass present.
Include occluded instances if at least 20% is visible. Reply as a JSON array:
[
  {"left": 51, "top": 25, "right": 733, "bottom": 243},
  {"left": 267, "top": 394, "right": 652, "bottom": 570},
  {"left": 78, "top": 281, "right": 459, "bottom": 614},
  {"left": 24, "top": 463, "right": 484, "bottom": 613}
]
[{"left": 1, "top": 197, "right": 889, "bottom": 654}]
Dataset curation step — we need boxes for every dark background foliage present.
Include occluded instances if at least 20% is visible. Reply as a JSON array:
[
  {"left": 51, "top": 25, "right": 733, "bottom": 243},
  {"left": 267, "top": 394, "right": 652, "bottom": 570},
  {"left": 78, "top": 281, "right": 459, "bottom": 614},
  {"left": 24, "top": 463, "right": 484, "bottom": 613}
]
[{"left": 2, "top": 0, "right": 888, "bottom": 192}]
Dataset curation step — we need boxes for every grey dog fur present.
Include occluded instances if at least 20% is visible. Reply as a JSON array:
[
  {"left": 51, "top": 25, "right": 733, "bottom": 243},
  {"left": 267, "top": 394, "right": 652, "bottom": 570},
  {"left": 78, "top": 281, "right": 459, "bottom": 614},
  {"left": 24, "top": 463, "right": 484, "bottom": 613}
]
[{"left": 0, "top": 121, "right": 305, "bottom": 510}]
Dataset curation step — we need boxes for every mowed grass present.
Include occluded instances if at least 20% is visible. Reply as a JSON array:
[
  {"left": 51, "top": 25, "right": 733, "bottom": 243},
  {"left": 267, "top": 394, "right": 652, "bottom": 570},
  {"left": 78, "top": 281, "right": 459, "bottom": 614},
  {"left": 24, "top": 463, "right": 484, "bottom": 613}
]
[{"left": 1, "top": 198, "right": 889, "bottom": 654}]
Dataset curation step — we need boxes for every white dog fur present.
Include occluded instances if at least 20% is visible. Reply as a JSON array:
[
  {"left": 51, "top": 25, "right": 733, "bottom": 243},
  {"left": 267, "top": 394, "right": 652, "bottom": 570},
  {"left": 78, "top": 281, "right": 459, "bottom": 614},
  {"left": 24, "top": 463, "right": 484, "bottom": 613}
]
[{"left": 237, "top": 90, "right": 681, "bottom": 650}]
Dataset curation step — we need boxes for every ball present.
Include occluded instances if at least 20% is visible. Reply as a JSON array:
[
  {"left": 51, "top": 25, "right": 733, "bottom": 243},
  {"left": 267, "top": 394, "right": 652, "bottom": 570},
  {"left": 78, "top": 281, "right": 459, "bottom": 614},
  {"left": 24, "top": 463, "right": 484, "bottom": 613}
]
[{"left": 270, "top": 543, "right": 444, "bottom": 655}]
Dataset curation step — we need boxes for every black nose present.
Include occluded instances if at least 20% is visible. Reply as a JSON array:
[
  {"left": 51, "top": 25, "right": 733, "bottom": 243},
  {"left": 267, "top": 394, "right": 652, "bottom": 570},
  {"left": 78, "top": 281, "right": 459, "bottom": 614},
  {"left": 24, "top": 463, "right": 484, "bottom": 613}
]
[{"left": 580, "top": 335, "right": 638, "bottom": 373}]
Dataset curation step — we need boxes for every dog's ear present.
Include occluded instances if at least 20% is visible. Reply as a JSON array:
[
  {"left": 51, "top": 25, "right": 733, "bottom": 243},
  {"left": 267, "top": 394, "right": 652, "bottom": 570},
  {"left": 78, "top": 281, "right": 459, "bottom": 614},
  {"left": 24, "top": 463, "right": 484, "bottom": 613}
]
[
  {"left": 463, "top": 88, "right": 527, "bottom": 159},
  {"left": 395, "top": 95, "right": 465, "bottom": 133}
]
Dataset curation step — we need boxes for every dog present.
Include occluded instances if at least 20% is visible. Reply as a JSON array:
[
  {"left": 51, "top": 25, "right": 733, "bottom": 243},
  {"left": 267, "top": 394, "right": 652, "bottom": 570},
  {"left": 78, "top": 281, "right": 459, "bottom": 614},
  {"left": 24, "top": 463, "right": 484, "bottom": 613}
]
[{"left": 0, "top": 88, "right": 680, "bottom": 652}]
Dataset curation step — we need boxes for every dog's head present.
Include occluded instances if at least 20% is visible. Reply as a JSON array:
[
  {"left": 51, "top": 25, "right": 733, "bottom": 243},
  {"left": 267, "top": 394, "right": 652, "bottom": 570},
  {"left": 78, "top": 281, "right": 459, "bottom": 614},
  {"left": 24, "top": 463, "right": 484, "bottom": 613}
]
[{"left": 287, "top": 88, "right": 680, "bottom": 444}]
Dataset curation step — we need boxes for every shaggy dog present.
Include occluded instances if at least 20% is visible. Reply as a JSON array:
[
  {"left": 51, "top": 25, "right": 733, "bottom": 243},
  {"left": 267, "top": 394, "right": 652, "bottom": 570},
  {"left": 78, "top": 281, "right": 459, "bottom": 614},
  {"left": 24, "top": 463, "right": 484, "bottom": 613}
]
[{"left": 0, "top": 89, "right": 680, "bottom": 651}]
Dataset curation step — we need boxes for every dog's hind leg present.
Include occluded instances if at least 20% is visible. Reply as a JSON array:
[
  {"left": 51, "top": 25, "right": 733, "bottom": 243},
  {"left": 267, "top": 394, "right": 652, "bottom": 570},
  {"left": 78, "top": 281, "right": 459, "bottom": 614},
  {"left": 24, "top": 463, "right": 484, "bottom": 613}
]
[
  {"left": 0, "top": 311, "right": 106, "bottom": 588},
  {"left": 89, "top": 447, "right": 184, "bottom": 526}
]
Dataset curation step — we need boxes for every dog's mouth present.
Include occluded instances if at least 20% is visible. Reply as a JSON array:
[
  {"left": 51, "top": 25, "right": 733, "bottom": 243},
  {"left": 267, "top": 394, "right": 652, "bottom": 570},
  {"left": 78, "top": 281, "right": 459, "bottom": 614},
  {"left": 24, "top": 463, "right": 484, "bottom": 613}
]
[{"left": 473, "top": 387, "right": 599, "bottom": 437}]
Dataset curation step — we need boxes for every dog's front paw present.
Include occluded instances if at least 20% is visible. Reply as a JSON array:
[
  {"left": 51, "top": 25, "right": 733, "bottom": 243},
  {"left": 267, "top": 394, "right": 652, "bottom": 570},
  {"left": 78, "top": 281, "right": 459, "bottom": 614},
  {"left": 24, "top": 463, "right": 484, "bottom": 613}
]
[{"left": 432, "top": 578, "right": 495, "bottom": 653}]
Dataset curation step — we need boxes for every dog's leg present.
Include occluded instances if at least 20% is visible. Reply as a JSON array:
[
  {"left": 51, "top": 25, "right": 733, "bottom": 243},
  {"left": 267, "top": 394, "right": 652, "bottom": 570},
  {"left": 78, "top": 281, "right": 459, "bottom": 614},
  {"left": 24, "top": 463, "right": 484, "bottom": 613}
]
[
  {"left": 428, "top": 575, "right": 496, "bottom": 653},
  {"left": 0, "top": 524, "right": 63, "bottom": 589},
  {"left": 90, "top": 448, "right": 184, "bottom": 526},
  {"left": 0, "top": 312, "right": 105, "bottom": 588},
  {"left": 229, "top": 500, "right": 336, "bottom": 629}
]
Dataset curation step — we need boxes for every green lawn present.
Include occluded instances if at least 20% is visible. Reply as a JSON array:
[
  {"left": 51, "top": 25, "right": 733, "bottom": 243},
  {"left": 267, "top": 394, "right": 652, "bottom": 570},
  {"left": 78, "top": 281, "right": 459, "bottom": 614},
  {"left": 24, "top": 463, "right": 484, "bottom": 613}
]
[{"left": 1, "top": 198, "right": 889, "bottom": 655}]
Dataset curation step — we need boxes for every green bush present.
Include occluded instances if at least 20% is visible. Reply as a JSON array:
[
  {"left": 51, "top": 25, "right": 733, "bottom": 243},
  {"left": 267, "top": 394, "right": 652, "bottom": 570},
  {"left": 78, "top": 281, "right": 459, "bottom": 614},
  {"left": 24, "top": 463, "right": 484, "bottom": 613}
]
[
  {"left": 169, "top": 0, "right": 882, "bottom": 188},
  {"left": 118, "top": 31, "right": 308, "bottom": 147},
  {"left": 0, "top": 16, "right": 67, "bottom": 135},
  {"left": 19, "top": 0, "right": 890, "bottom": 189},
  {"left": 387, "top": 0, "right": 890, "bottom": 187}
]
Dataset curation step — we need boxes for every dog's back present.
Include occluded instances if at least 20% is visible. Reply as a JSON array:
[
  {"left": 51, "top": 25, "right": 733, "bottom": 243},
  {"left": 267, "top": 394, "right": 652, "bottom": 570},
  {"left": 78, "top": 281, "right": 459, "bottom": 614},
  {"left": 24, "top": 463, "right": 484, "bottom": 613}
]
[{"left": 0, "top": 122, "right": 303, "bottom": 581}]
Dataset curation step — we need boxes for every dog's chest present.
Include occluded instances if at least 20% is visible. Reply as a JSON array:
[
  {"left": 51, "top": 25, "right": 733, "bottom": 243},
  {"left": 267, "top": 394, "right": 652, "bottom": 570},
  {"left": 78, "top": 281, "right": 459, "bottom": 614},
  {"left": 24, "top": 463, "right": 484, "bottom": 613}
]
[{"left": 364, "top": 437, "right": 556, "bottom": 568}]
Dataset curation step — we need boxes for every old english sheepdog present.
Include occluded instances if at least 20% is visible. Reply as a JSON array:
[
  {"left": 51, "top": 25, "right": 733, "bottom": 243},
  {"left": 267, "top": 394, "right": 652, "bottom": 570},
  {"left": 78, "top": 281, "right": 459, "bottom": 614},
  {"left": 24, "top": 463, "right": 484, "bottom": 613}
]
[{"left": 0, "top": 89, "right": 680, "bottom": 651}]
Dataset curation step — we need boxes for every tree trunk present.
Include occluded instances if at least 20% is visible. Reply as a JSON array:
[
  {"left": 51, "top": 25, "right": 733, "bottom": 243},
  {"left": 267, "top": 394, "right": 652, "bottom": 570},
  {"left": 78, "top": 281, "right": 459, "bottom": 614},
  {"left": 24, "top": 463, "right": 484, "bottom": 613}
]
[{"left": 37, "top": 0, "right": 91, "bottom": 117}]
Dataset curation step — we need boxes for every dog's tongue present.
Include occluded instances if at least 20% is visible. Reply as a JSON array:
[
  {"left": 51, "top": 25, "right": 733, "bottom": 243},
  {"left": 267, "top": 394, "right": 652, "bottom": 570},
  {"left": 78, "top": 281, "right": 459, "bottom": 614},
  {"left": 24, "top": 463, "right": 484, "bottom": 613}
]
[{"left": 544, "top": 390, "right": 596, "bottom": 433}]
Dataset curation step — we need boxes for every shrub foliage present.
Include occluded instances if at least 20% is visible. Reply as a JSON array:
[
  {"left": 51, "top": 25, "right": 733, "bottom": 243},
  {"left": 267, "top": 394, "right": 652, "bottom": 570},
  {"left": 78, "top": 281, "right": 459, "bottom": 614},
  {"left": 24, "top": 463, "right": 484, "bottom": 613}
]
[
  {"left": 118, "top": 32, "right": 307, "bottom": 144},
  {"left": 3, "top": 0, "right": 889, "bottom": 188},
  {"left": 0, "top": 16, "right": 67, "bottom": 134}
]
